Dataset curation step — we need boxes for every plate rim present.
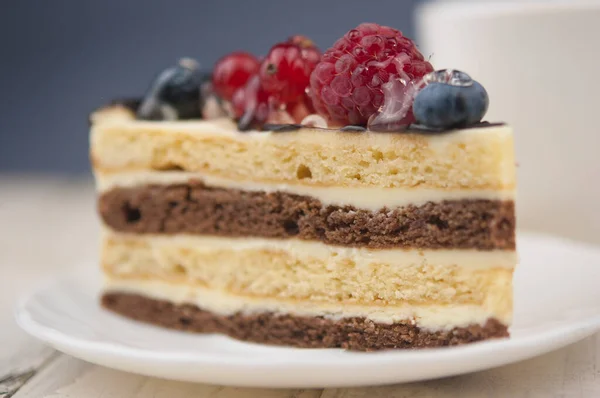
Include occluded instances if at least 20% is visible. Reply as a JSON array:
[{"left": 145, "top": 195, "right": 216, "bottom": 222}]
[{"left": 16, "top": 294, "right": 600, "bottom": 367}]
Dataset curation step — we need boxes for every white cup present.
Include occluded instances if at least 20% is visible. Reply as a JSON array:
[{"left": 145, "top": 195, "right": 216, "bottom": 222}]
[{"left": 416, "top": 1, "right": 600, "bottom": 244}]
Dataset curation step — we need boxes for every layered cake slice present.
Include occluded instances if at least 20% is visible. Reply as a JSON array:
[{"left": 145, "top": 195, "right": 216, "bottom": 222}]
[{"left": 92, "top": 23, "right": 516, "bottom": 350}]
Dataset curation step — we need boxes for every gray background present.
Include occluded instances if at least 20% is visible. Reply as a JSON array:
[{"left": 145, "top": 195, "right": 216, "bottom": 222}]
[{"left": 0, "top": 0, "right": 420, "bottom": 173}]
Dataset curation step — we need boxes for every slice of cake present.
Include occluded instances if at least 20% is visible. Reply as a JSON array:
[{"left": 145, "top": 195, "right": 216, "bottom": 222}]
[{"left": 92, "top": 23, "right": 516, "bottom": 350}]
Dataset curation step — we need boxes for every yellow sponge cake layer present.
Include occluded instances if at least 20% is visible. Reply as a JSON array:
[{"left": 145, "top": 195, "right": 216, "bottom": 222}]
[
  {"left": 91, "top": 110, "right": 515, "bottom": 191},
  {"left": 102, "top": 233, "right": 513, "bottom": 320}
]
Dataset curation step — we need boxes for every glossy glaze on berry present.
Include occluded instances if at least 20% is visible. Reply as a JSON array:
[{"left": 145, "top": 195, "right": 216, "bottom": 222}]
[
  {"left": 309, "top": 23, "right": 433, "bottom": 126},
  {"left": 137, "top": 58, "right": 205, "bottom": 120}
]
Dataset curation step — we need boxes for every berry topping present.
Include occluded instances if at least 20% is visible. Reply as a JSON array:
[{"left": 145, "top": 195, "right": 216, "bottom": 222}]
[
  {"left": 412, "top": 69, "right": 489, "bottom": 129},
  {"left": 229, "top": 36, "right": 321, "bottom": 130},
  {"left": 232, "top": 75, "right": 273, "bottom": 131},
  {"left": 137, "top": 58, "right": 205, "bottom": 120},
  {"left": 309, "top": 23, "right": 433, "bottom": 127},
  {"left": 367, "top": 78, "right": 423, "bottom": 131},
  {"left": 212, "top": 52, "right": 260, "bottom": 101},
  {"left": 259, "top": 41, "right": 321, "bottom": 104}
]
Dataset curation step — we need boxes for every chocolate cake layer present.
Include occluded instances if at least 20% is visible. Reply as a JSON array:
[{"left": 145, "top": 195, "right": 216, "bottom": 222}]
[
  {"left": 102, "top": 293, "right": 509, "bottom": 350},
  {"left": 99, "top": 182, "right": 515, "bottom": 249}
]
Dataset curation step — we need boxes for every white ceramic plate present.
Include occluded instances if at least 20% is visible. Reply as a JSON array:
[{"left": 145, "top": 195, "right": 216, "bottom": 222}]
[{"left": 15, "top": 232, "right": 600, "bottom": 388}]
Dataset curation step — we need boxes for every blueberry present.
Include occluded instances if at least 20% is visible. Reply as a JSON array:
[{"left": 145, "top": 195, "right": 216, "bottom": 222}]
[
  {"left": 137, "top": 58, "right": 206, "bottom": 120},
  {"left": 413, "top": 70, "right": 489, "bottom": 129}
]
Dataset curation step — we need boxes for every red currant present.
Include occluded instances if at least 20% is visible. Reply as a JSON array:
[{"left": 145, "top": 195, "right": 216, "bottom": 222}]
[
  {"left": 259, "top": 41, "right": 321, "bottom": 105},
  {"left": 212, "top": 52, "right": 260, "bottom": 101}
]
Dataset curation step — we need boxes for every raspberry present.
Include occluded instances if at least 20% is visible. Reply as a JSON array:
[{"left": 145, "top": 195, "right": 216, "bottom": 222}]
[
  {"left": 212, "top": 52, "right": 260, "bottom": 101},
  {"left": 309, "top": 23, "right": 433, "bottom": 126},
  {"left": 259, "top": 41, "right": 321, "bottom": 104}
]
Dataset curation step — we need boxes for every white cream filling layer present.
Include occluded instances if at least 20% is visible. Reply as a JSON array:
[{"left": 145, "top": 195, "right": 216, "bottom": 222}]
[
  {"left": 104, "top": 277, "right": 510, "bottom": 330},
  {"left": 96, "top": 170, "right": 514, "bottom": 210},
  {"left": 104, "top": 232, "right": 517, "bottom": 270}
]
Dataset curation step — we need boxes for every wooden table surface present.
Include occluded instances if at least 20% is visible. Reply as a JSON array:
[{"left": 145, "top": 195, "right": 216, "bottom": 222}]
[{"left": 1, "top": 175, "right": 599, "bottom": 398}]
